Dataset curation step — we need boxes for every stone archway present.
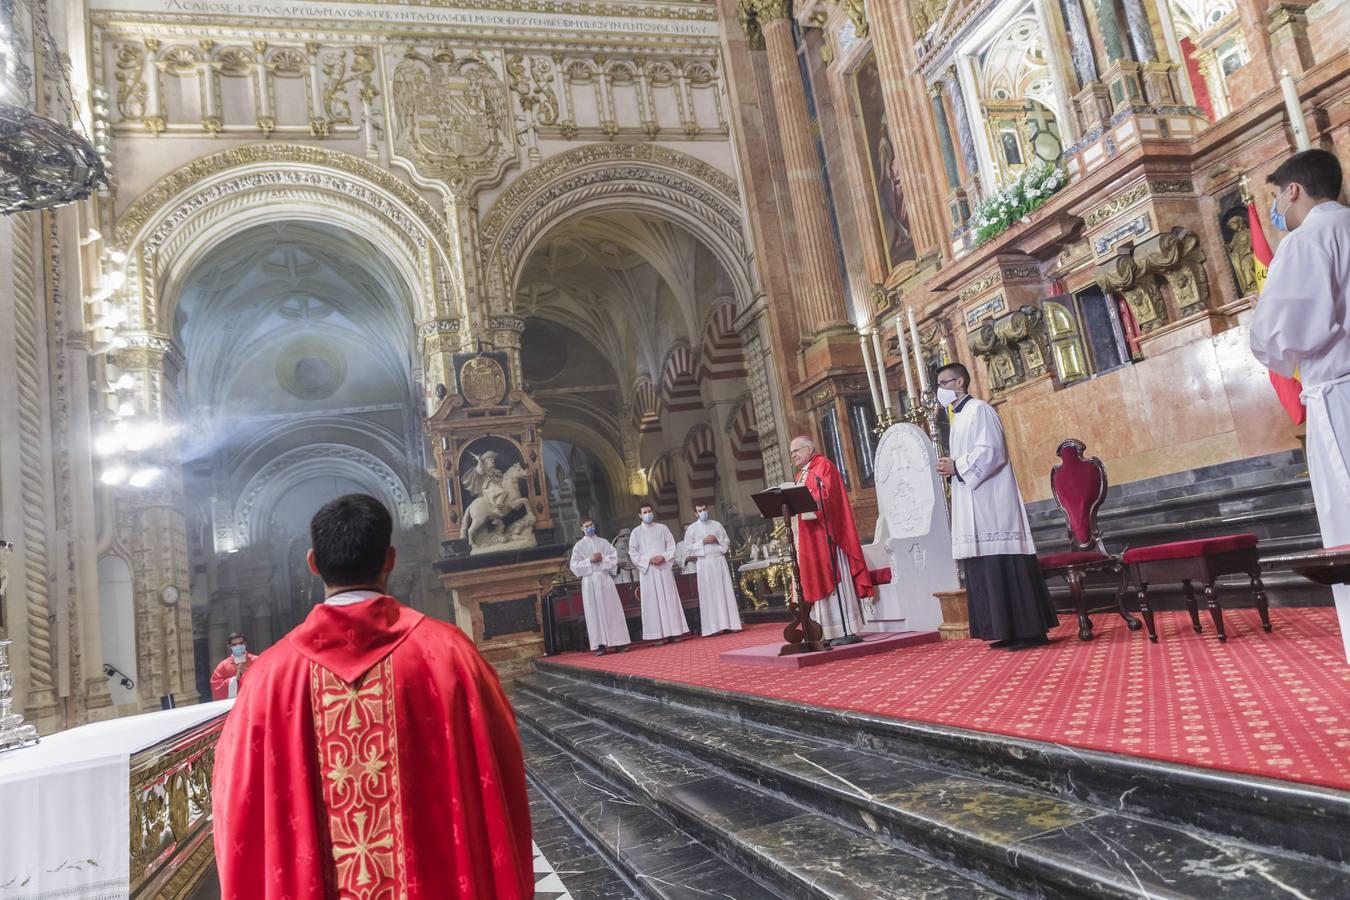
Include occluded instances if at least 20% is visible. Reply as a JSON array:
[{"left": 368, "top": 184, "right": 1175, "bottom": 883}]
[
  {"left": 480, "top": 143, "right": 785, "bottom": 486},
  {"left": 115, "top": 143, "right": 458, "bottom": 332}
]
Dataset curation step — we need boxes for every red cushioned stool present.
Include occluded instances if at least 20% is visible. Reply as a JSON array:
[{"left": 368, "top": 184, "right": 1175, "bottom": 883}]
[
  {"left": 1122, "top": 533, "right": 1270, "bottom": 643},
  {"left": 1038, "top": 439, "right": 1141, "bottom": 641}
]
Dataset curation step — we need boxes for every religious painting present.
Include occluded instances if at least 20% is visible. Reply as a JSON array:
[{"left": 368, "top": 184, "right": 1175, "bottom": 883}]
[{"left": 852, "top": 54, "right": 917, "bottom": 271}]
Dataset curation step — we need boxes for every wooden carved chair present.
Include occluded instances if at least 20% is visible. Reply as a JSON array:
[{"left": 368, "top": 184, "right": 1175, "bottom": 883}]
[{"left": 1038, "top": 439, "right": 1142, "bottom": 641}]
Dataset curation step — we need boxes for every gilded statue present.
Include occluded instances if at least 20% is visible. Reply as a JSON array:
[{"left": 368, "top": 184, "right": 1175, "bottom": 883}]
[{"left": 1225, "top": 212, "right": 1259, "bottom": 297}]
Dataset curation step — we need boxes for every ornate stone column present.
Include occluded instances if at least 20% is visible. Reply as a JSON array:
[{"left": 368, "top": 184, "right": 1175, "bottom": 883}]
[
  {"left": 943, "top": 67, "right": 981, "bottom": 198},
  {"left": 752, "top": 0, "right": 851, "bottom": 339},
  {"left": 927, "top": 82, "right": 965, "bottom": 230},
  {"left": 1062, "top": 0, "right": 1113, "bottom": 131}
]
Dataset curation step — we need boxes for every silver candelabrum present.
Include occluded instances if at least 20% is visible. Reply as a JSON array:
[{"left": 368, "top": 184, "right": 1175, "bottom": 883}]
[{"left": 0, "top": 541, "right": 38, "bottom": 753}]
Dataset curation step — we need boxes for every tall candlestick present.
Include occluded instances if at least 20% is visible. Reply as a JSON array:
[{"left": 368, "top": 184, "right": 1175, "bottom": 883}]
[
  {"left": 895, "top": 314, "right": 916, "bottom": 406},
  {"left": 859, "top": 333, "right": 883, "bottom": 417},
  {"left": 907, "top": 307, "right": 929, "bottom": 392},
  {"left": 1280, "top": 69, "right": 1311, "bottom": 151},
  {"left": 871, "top": 329, "right": 893, "bottom": 411}
]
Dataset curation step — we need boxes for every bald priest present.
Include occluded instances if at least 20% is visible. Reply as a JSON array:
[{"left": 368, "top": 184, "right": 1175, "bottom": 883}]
[{"left": 789, "top": 435, "right": 874, "bottom": 642}]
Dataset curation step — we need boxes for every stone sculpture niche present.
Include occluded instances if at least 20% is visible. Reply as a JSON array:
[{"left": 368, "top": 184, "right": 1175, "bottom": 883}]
[
  {"left": 427, "top": 351, "right": 555, "bottom": 557},
  {"left": 1098, "top": 226, "right": 1210, "bottom": 333}
]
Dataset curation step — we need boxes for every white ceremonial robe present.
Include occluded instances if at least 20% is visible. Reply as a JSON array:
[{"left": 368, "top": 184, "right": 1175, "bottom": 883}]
[
  {"left": 1250, "top": 201, "right": 1350, "bottom": 663},
  {"left": 809, "top": 548, "right": 868, "bottom": 640},
  {"left": 683, "top": 519, "right": 743, "bottom": 636},
  {"left": 569, "top": 537, "right": 631, "bottom": 650},
  {"left": 949, "top": 396, "right": 1037, "bottom": 560},
  {"left": 629, "top": 522, "right": 690, "bottom": 640}
]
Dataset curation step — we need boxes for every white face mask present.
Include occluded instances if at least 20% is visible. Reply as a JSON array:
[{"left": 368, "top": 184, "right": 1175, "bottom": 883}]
[
  {"left": 641, "top": 512, "right": 654, "bottom": 524},
  {"left": 697, "top": 510, "right": 709, "bottom": 522},
  {"left": 936, "top": 387, "right": 960, "bottom": 407},
  {"left": 230, "top": 644, "right": 247, "bottom": 659}
]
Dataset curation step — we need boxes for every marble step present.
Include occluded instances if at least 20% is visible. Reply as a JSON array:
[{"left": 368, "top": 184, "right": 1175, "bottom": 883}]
[
  {"left": 516, "top": 693, "right": 1010, "bottom": 900},
  {"left": 520, "top": 722, "right": 782, "bottom": 900},
  {"left": 518, "top": 672, "right": 1350, "bottom": 900},
  {"left": 528, "top": 776, "right": 641, "bottom": 899},
  {"left": 533, "top": 657, "right": 1350, "bottom": 867}
]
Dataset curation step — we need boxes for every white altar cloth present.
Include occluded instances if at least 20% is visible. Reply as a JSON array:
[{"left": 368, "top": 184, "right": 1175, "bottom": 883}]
[{"left": 0, "top": 700, "right": 232, "bottom": 900}]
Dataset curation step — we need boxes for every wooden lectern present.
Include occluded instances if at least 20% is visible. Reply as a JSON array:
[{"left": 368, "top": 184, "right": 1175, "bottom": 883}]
[{"left": 752, "top": 485, "right": 829, "bottom": 655}]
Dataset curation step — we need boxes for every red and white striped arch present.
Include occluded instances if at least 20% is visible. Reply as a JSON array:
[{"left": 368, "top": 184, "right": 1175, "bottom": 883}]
[
  {"left": 660, "top": 342, "right": 702, "bottom": 415},
  {"left": 646, "top": 453, "right": 680, "bottom": 520},
  {"left": 630, "top": 376, "right": 661, "bottom": 434},
  {"left": 728, "top": 395, "right": 765, "bottom": 483},
  {"left": 683, "top": 424, "right": 718, "bottom": 508},
  {"left": 697, "top": 300, "right": 747, "bottom": 383}
]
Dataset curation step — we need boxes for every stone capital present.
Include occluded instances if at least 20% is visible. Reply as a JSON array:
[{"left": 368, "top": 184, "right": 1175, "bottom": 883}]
[{"left": 750, "top": 0, "right": 792, "bottom": 22}]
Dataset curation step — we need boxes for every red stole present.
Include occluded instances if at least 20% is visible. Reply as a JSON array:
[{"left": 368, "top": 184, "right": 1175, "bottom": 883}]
[
  {"left": 212, "top": 596, "right": 534, "bottom": 900},
  {"left": 795, "top": 455, "right": 874, "bottom": 604}
]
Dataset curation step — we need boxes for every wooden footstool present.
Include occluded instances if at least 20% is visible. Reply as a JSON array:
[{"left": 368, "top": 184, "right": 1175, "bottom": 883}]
[{"left": 1122, "top": 533, "right": 1270, "bottom": 643}]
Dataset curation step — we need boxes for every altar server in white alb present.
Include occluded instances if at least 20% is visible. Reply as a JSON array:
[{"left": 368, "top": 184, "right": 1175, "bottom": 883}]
[
  {"left": 935, "top": 362, "right": 1058, "bottom": 650},
  {"left": 1250, "top": 148, "right": 1350, "bottom": 663},
  {"left": 628, "top": 502, "right": 690, "bottom": 643},
  {"left": 568, "top": 518, "right": 632, "bottom": 656},
  {"left": 683, "top": 503, "right": 743, "bottom": 636}
]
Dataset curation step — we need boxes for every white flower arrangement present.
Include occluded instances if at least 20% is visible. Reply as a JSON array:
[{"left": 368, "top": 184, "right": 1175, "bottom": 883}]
[{"left": 970, "top": 160, "right": 1067, "bottom": 246}]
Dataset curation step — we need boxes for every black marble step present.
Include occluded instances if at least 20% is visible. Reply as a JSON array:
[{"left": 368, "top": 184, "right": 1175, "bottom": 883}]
[
  {"left": 516, "top": 692, "right": 1009, "bottom": 899},
  {"left": 520, "top": 722, "right": 783, "bottom": 900},
  {"left": 532, "top": 658, "right": 1350, "bottom": 870},
  {"left": 528, "top": 777, "right": 640, "bottom": 899},
  {"left": 518, "top": 671, "right": 1350, "bottom": 900}
]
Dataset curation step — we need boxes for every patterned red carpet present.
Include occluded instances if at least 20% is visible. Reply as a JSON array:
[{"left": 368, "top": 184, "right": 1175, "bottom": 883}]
[{"left": 547, "top": 609, "right": 1350, "bottom": 790}]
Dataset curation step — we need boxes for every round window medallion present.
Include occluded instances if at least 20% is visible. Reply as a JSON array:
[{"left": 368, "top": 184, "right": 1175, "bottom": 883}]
[{"left": 276, "top": 337, "right": 347, "bottom": 400}]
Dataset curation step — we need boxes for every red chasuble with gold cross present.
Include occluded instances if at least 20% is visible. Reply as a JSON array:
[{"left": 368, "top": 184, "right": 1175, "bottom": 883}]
[
  {"left": 212, "top": 596, "right": 533, "bottom": 900},
  {"left": 795, "top": 453, "right": 874, "bottom": 605}
]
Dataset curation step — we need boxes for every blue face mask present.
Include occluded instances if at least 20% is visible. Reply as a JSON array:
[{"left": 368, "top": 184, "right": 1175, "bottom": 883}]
[
  {"left": 1270, "top": 188, "right": 1290, "bottom": 233},
  {"left": 697, "top": 510, "right": 709, "bottom": 522},
  {"left": 230, "top": 644, "right": 246, "bottom": 659},
  {"left": 641, "top": 512, "right": 654, "bottom": 524},
  {"left": 583, "top": 525, "right": 595, "bottom": 536}
]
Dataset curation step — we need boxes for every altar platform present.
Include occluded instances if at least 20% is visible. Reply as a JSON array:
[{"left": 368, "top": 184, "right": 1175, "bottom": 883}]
[{"left": 545, "top": 608, "right": 1350, "bottom": 791}]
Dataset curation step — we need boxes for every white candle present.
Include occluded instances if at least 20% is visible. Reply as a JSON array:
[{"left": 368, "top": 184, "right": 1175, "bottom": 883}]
[
  {"left": 895, "top": 314, "right": 916, "bottom": 405},
  {"left": 1280, "top": 69, "right": 1311, "bottom": 152},
  {"left": 908, "top": 307, "right": 929, "bottom": 393},
  {"left": 871, "top": 329, "right": 893, "bottom": 411},
  {"left": 859, "top": 333, "right": 884, "bottom": 417}
]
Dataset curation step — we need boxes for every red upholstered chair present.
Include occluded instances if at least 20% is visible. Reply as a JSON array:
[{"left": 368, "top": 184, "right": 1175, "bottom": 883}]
[
  {"left": 1122, "top": 534, "right": 1271, "bottom": 643},
  {"left": 1039, "top": 439, "right": 1142, "bottom": 641}
]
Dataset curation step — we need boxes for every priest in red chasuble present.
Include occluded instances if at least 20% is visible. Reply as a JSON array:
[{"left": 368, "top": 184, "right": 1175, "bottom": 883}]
[
  {"left": 789, "top": 435, "right": 873, "bottom": 643},
  {"left": 212, "top": 494, "right": 533, "bottom": 900}
]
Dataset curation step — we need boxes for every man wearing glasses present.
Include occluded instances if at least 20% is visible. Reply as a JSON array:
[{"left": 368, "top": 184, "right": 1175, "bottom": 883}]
[{"left": 934, "top": 363, "right": 1057, "bottom": 650}]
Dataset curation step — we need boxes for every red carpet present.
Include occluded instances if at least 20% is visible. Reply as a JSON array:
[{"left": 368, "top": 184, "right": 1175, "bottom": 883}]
[{"left": 548, "top": 609, "right": 1350, "bottom": 791}]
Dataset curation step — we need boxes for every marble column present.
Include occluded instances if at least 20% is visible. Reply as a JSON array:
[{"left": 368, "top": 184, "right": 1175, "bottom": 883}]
[
  {"left": 927, "top": 83, "right": 961, "bottom": 191},
  {"left": 753, "top": 0, "right": 851, "bottom": 338},
  {"left": 943, "top": 67, "right": 981, "bottom": 195},
  {"left": 1118, "top": 0, "right": 1157, "bottom": 62},
  {"left": 1059, "top": 0, "right": 1099, "bottom": 86},
  {"left": 1266, "top": 1, "right": 1316, "bottom": 76}
]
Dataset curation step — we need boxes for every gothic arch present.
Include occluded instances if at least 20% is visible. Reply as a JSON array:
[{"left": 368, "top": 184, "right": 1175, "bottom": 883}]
[
  {"left": 479, "top": 143, "right": 753, "bottom": 317},
  {"left": 113, "top": 143, "right": 460, "bottom": 332}
]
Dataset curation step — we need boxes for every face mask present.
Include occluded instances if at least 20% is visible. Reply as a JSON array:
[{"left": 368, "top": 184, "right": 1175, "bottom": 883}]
[
  {"left": 936, "top": 387, "right": 959, "bottom": 407},
  {"left": 1270, "top": 188, "right": 1290, "bottom": 232},
  {"left": 641, "top": 512, "right": 654, "bottom": 524},
  {"left": 583, "top": 526, "right": 595, "bottom": 536},
  {"left": 697, "top": 510, "right": 709, "bottom": 522},
  {"left": 230, "top": 644, "right": 246, "bottom": 659}
]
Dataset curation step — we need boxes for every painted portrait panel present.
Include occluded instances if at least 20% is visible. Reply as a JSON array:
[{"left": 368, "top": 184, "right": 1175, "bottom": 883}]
[{"left": 852, "top": 54, "right": 917, "bottom": 270}]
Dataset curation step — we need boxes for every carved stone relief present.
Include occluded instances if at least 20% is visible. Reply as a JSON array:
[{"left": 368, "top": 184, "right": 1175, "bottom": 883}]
[
  {"left": 1098, "top": 226, "right": 1210, "bottom": 333},
  {"left": 969, "top": 303, "right": 1052, "bottom": 392}
]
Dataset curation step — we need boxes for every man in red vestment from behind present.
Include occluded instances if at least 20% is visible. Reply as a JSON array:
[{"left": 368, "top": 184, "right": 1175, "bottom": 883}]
[
  {"left": 212, "top": 494, "right": 533, "bottom": 899},
  {"left": 789, "top": 435, "right": 873, "bottom": 644}
]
